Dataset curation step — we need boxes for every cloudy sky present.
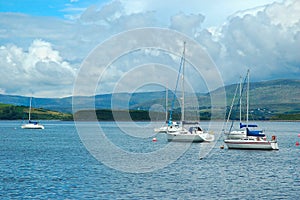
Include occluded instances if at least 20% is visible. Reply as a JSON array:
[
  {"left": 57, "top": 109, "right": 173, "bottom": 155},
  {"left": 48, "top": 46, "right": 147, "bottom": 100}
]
[{"left": 0, "top": 0, "right": 299, "bottom": 97}]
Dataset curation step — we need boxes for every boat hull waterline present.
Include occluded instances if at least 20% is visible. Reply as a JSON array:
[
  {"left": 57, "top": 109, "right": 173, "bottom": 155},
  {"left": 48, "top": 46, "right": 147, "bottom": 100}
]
[
  {"left": 21, "top": 123, "right": 44, "bottom": 129},
  {"left": 167, "top": 132, "right": 214, "bottom": 143},
  {"left": 224, "top": 139, "right": 279, "bottom": 150}
]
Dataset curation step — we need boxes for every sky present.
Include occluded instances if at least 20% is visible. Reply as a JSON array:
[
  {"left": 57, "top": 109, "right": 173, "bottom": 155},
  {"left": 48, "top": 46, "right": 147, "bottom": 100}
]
[{"left": 0, "top": 0, "right": 299, "bottom": 97}]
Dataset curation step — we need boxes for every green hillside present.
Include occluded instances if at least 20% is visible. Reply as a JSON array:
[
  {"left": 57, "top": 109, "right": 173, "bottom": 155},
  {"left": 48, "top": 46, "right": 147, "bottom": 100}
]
[
  {"left": 129, "top": 79, "right": 300, "bottom": 121},
  {"left": 1, "top": 79, "right": 300, "bottom": 121},
  {"left": 0, "top": 103, "right": 73, "bottom": 120},
  {"left": 224, "top": 80, "right": 300, "bottom": 120}
]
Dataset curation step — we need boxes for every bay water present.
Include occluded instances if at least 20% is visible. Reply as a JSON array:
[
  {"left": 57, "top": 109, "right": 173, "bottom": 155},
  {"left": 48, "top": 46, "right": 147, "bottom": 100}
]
[{"left": 0, "top": 120, "right": 300, "bottom": 199}]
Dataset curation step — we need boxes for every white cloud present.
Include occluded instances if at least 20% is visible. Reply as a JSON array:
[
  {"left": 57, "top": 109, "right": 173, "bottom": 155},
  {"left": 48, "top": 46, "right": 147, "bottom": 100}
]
[
  {"left": 216, "top": 0, "right": 300, "bottom": 82},
  {"left": 0, "top": 40, "right": 76, "bottom": 97},
  {"left": 265, "top": 0, "right": 300, "bottom": 28},
  {"left": 170, "top": 13, "right": 205, "bottom": 37},
  {"left": 119, "top": 0, "right": 284, "bottom": 27},
  {"left": 80, "top": 1, "right": 124, "bottom": 24}
]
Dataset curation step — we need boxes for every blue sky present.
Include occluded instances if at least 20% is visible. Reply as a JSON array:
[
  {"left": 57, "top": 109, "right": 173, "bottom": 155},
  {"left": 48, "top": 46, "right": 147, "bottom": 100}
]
[
  {"left": 0, "top": 0, "right": 71, "bottom": 16},
  {"left": 0, "top": 0, "right": 299, "bottom": 97},
  {"left": 0, "top": 0, "right": 104, "bottom": 19}
]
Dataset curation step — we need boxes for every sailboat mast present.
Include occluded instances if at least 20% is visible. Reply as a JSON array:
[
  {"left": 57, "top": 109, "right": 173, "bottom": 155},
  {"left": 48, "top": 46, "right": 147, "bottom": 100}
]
[
  {"left": 165, "top": 86, "right": 168, "bottom": 122},
  {"left": 29, "top": 97, "right": 32, "bottom": 121},
  {"left": 246, "top": 70, "right": 250, "bottom": 127},
  {"left": 239, "top": 76, "right": 242, "bottom": 123},
  {"left": 181, "top": 41, "right": 186, "bottom": 125}
]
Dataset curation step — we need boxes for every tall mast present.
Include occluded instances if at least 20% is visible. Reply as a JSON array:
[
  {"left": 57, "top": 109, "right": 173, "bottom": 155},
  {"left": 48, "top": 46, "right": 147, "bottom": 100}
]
[
  {"left": 165, "top": 86, "right": 168, "bottom": 122},
  {"left": 181, "top": 41, "right": 186, "bottom": 125},
  {"left": 246, "top": 70, "right": 250, "bottom": 127},
  {"left": 29, "top": 97, "right": 32, "bottom": 121},
  {"left": 239, "top": 76, "right": 242, "bottom": 123}
]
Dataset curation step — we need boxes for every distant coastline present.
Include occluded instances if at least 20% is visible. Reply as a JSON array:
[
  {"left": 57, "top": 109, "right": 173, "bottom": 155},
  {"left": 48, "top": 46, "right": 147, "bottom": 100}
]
[{"left": 1, "top": 103, "right": 300, "bottom": 121}]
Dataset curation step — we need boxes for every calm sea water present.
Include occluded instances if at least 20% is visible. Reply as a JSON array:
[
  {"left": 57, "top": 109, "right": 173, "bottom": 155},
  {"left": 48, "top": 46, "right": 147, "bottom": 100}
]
[{"left": 0, "top": 120, "right": 300, "bottom": 199}]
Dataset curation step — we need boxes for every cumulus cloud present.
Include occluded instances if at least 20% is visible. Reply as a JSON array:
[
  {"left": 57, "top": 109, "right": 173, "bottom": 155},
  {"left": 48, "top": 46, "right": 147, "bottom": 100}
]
[
  {"left": 79, "top": 0, "right": 158, "bottom": 31},
  {"left": 217, "top": 0, "right": 300, "bottom": 82},
  {"left": 170, "top": 13, "right": 205, "bottom": 36},
  {"left": 265, "top": 0, "right": 300, "bottom": 28},
  {"left": 0, "top": 40, "right": 75, "bottom": 97},
  {"left": 80, "top": 1, "right": 124, "bottom": 24}
]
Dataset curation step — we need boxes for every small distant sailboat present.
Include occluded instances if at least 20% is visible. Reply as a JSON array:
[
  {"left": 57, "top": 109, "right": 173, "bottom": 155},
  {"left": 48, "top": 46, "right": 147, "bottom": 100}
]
[
  {"left": 21, "top": 97, "right": 44, "bottom": 129},
  {"left": 224, "top": 70, "right": 278, "bottom": 150}
]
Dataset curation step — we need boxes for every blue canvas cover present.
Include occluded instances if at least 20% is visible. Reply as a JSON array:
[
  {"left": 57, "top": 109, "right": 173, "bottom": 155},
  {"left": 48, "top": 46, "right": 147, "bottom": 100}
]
[
  {"left": 29, "top": 120, "right": 38, "bottom": 125},
  {"left": 246, "top": 128, "right": 265, "bottom": 137},
  {"left": 240, "top": 123, "right": 258, "bottom": 128}
]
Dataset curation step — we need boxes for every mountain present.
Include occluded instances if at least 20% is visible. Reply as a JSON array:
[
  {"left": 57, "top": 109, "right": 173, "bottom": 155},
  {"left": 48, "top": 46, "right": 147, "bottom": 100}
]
[
  {"left": 0, "top": 79, "right": 300, "bottom": 120},
  {"left": 218, "top": 79, "right": 300, "bottom": 120},
  {"left": 229, "top": 79, "right": 300, "bottom": 111},
  {"left": 0, "top": 94, "right": 72, "bottom": 113}
]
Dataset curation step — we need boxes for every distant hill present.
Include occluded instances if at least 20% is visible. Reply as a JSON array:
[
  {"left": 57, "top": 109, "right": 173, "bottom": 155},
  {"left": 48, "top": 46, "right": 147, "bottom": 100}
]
[
  {"left": 0, "top": 94, "right": 73, "bottom": 113},
  {"left": 224, "top": 79, "right": 300, "bottom": 120},
  {"left": 1, "top": 79, "right": 300, "bottom": 120},
  {"left": 0, "top": 103, "right": 73, "bottom": 120},
  {"left": 0, "top": 91, "right": 176, "bottom": 113}
]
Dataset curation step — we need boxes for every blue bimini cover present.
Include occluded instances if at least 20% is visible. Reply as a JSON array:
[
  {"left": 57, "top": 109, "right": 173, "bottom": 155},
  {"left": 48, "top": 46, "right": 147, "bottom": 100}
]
[
  {"left": 246, "top": 128, "right": 265, "bottom": 137},
  {"left": 240, "top": 123, "right": 258, "bottom": 128}
]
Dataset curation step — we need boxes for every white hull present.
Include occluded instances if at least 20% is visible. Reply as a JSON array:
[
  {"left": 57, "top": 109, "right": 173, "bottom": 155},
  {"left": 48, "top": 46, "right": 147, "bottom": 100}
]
[
  {"left": 167, "top": 131, "right": 214, "bottom": 143},
  {"left": 21, "top": 123, "right": 44, "bottom": 129},
  {"left": 224, "top": 138, "right": 279, "bottom": 150}
]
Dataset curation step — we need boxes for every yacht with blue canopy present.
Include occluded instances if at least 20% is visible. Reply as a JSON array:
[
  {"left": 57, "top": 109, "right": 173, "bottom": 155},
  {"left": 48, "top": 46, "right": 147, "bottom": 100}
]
[{"left": 224, "top": 70, "right": 278, "bottom": 150}]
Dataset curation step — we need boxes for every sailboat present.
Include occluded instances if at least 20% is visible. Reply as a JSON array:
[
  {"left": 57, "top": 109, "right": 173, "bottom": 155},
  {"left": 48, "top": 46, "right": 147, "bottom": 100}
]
[
  {"left": 224, "top": 76, "right": 247, "bottom": 139},
  {"left": 21, "top": 97, "right": 44, "bottom": 129},
  {"left": 224, "top": 70, "right": 278, "bottom": 150},
  {"left": 166, "top": 42, "right": 214, "bottom": 143},
  {"left": 154, "top": 87, "right": 181, "bottom": 133}
]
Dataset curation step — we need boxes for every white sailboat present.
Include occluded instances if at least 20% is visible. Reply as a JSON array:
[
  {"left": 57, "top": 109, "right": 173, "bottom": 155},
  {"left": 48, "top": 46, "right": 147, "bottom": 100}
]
[
  {"left": 166, "top": 42, "right": 214, "bottom": 143},
  {"left": 21, "top": 97, "right": 44, "bottom": 129},
  {"left": 166, "top": 122, "right": 214, "bottom": 142},
  {"left": 224, "top": 76, "right": 246, "bottom": 139},
  {"left": 154, "top": 87, "right": 182, "bottom": 133},
  {"left": 224, "top": 70, "right": 278, "bottom": 150}
]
